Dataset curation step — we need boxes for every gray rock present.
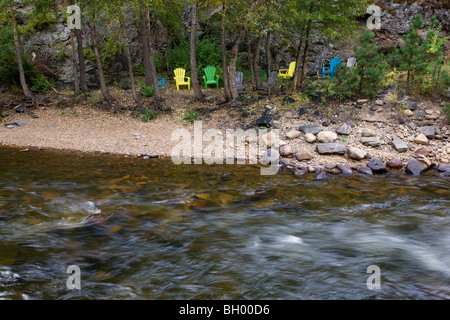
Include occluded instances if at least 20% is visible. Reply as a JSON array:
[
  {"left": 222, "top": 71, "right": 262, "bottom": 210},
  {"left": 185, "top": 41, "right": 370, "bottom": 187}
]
[
  {"left": 361, "top": 128, "right": 376, "bottom": 137},
  {"left": 417, "top": 110, "right": 426, "bottom": 117},
  {"left": 361, "top": 137, "right": 381, "bottom": 147},
  {"left": 419, "top": 126, "right": 435, "bottom": 139},
  {"left": 5, "top": 119, "right": 30, "bottom": 129},
  {"left": 367, "top": 157, "right": 387, "bottom": 173},
  {"left": 347, "top": 146, "right": 367, "bottom": 160},
  {"left": 294, "top": 168, "right": 307, "bottom": 176},
  {"left": 298, "top": 124, "right": 322, "bottom": 135},
  {"left": 358, "top": 167, "right": 374, "bottom": 175},
  {"left": 406, "top": 157, "right": 428, "bottom": 176},
  {"left": 336, "top": 164, "right": 353, "bottom": 175},
  {"left": 437, "top": 163, "right": 450, "bottom": 173},
  {"left": 336, "top": 123, "right": 353, "bottom": 135},
  {"left": 316, "top": 142, "right": 346, "bottom": 155},
  {"left": 370, "top": 105, "right": 378, "bottom": 111},
  {"left": 317, "top": 131, "right": 337, "bottom": 143},
  {"left": 409, "top": 123, "right": 417, "bottom": 131},
  {"left": 316, "top": 172, "right": 328, "bottom": 180},
  {"left": 391, "top": 136, "right": 408, "bottom": 153},
  {"left": 406, "top": 102, "right": 418, "bottom": 111}
]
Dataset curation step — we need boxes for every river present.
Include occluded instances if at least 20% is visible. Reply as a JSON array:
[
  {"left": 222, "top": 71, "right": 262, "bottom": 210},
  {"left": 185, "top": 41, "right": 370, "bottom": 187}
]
[{"left": 0, "top": 146, "right": 449, "bottom": 299}]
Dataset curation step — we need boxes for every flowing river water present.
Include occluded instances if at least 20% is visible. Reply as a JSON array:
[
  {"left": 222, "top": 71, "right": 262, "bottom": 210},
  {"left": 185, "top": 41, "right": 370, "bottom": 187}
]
[{"left": 0, "top": 146, "right": 449, "bottom": 300}]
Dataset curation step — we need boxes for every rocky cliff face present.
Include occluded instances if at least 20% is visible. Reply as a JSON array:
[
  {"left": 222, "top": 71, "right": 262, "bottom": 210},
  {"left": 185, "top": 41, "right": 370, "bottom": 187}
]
[{"left": 14, "top": 0, "right": 449, "bottom": 89}]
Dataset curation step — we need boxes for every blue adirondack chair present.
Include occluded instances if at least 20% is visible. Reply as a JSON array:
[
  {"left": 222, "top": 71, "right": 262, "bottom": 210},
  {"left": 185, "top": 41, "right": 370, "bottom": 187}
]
[
  {"left": 158, "top": 78, "right": 166, "bottom": 90},
  {"left": 321, "top": 58, "right": 342, "bottom": 80}
]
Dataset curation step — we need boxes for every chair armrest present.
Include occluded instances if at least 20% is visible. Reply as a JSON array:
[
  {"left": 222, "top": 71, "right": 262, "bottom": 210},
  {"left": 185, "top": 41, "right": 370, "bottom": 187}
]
[
  {"left": 278, "top": 69, "right": 288, "bottom": 74},
  {"left": 185, "top": 77, "right": 191, "bottom": 82},
  {"left": 321, "top": 67, "right": 330, "bottom": 72},
  {"left": 215, "top": 75, "right": 219, "bottom": 81}
]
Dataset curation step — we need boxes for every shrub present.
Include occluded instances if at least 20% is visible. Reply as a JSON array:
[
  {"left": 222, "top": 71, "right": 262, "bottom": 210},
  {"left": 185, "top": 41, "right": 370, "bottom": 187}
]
[
  {"left": 141, "top": 109, "right": 157, "bottom": 122},
  {"left": 140, "top": 85, "right": 154, "bottom": 97},
  {"left": 183, "top": 109, "right": 198, "bottom": 124},
  {"left": 443, "top": 102, "right": 450, "bottom": 121}
]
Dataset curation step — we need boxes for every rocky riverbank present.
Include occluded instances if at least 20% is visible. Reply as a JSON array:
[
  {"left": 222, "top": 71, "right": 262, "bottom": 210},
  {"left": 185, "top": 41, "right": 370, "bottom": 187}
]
[{"left": 0, "top": 88, "right": 449, "bottom": 178}]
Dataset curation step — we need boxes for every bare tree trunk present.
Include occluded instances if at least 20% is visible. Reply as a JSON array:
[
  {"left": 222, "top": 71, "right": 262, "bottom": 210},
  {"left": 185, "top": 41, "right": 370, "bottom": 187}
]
[
  {"left": 254, "top": 37, "right": 262, "bottom": 87},
  {"left": 9, "top": 5, "right": 35, "bottom": 100},
  {"left": 69, "top": 29, "right": 80, "bottom": 96},
  {"left": 190, "top": 1, "right": 204, "bottom": 102},
  {"left": 90, "top": 21, "right": 113, "bottom": 102},
  {"left": 247, "top": 36, "right": 256, "bottom": 91},
  {"left": 228, "top": 30, "right": 245, "bottom": 102},
  {"left": 145, "top": 11, "right": 162, "bottom": 104},
  {"left": 265, "top": 31, "right": 271, "bottom": 75},
  {"left": 300, "top": 20, "right": 312, "bottom": 86},
  {"left": 139, "top": 12, "right": 153, "bottom": 87},
  {"left": 74, "top": 28, "right": 88, "bottom": 92},
  {"left": 221, "top": 2, "right": 231, "bottom": 101},
  {"left": 119, "top": 16, "right": 139, "bottom": 102},
  {"left": 293, "top": 23, "right": 305, "bottom": 89}
]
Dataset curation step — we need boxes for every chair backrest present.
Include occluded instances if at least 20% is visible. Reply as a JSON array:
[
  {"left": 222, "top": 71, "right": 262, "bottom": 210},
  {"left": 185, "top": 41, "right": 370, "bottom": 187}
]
[
  {"left": 330, "top": 58, "right": 342, "bottom": 72},
  {"left": 267, "top": 71, "right": 278, "bottom": 86},
  {"left": 287, "top": 62, "right": 296, "bottom": 76},
  {"left": 347, "top": 57, "right": 356, "bottom": 69},
  {"left": 174, "top": 68, "right": 186, "bottom": 80},
  {"left": 204, "top": 66, "right": 216, "bottom": 80},
  {"left": 236, "top": 71, "right": 243, "bottom": 86}
]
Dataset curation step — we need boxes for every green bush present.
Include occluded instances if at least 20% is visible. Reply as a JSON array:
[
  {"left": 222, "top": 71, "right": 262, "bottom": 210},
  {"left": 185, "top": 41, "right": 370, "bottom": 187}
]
[
  {"left": 443, "top": 102, "right": 450, "bottom": 121},
  {"left": 183, "top": 109, "right": 199, "bottom": 124},
  {"left": 141, "top": 109, "right": 157, "bottom": 122},
  {"left": 140, "top": 85, "right": 154, "bottom": 97},
  {"left": 19, "top": 11, "right": 58, "bottom": 36}
]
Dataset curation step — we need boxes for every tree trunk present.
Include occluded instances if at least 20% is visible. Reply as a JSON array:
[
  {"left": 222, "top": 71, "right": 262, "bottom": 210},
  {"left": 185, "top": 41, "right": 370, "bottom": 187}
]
[
  {"left": 65, "top": 0, "right": 79, "bottom": 95},
  {"left": 90, "top": 21, "right": 113, "bottom": 102},
  {"left": 74, "top": 28, "right": 88, "bottom": 92},
  {"left": 9, "top": 5, "right": 35, "bottom": 100},
  {"left": 190, "top": 1, "right": 204, "bottom": 102},
  {"left": 293, "top": 23, "right": 305, "bottom": 89},
  {"left": 69, "top": 29, "right": 80, "bottom": 96},
  {"left": 139, "top": 12, "right": 153, "bottom": 87},
  {"left": 253, "top": 37, "right": 262, "bottom": 87},
  {"left": 265, "top": 32, "right": 271, "bottom": 75},
  {"left": 406, "top": 69, "right": 411, "bottom": 95},
  {"left": 300, "top": 20, "right": 312, "bottom": 86},
  {"left": 247, "top": 36, "right": 256, "bottom": 91},
  {"left": 119, "top": 16, "right": 139, "bottom": 102},
  {"left": 221, "top": 3, "right": 231, "bottom": 101},
  {"left": 145, "top": 11, "right": 162, "bottom": 104},
  {"left": 228, "top": 30, "right": 245, "bottom": 102}
]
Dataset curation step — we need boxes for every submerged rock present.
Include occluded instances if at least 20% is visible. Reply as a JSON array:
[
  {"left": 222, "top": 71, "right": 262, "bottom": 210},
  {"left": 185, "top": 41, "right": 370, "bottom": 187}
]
[{"left": 406, "top": 157, "right": 428, "bottom": 176}]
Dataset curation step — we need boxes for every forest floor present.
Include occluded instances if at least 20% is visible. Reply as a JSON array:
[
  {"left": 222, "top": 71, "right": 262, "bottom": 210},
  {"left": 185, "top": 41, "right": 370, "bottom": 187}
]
[{"left": 1, "top": 80, "right": 449, "bottom": 176}]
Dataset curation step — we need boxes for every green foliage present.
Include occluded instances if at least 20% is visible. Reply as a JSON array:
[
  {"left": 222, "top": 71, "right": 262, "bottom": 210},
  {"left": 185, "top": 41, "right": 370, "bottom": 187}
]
[
  {"left": 30, "top": 73, "right": 52, "bottom": 93},
  {"left": 55, "top": 48, "right": 70, "bottom": 63},
  {"left": 183, "top": 109, "right": 199, "bottom": 124},
  {"left": 83, "top": 49, "right": 96, "bottom": 62},
  {"left": 140, "top": 85, "right": 154, "bottom": 97},
  {"left": 141, "top": 108, "right": 157, "bottom": 122},
  {"left": 443, "top": 102, "right": 450, "bottom": 121},
  {"left": 19, "top": 10, "right": 58, "bottom": 36}
]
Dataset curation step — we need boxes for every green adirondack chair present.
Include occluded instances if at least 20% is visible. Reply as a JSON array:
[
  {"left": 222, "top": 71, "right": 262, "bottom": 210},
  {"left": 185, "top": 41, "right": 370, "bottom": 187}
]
[{"left": 203, "top": 66, "right": 219, "bottom": 89}]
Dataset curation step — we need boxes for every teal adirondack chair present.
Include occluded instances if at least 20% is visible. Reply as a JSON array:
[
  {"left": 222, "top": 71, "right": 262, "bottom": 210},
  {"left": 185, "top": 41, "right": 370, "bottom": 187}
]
[
  {"left": 203, "top": 66, "right": 219, "bottom": 89},
  {"left": 321, "top": 58, "right": 342, "bottom": 80}
]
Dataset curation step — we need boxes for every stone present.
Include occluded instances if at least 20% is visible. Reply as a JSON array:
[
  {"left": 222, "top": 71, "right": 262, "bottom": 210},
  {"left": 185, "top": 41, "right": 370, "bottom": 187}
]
[
  {"left": 347, "top": 146, "right": 367, "bottom": 160},
  {"left": 425, "top": 109, "right": 434, "bottom": 115},
  {"left": 406, "top": 102, "right": 418, "bottom": 110},
  {"left": 304, "top": 133, "right": 316, "bottom": 143},
  {"left": 322, "top": 121, "right": 330, "bottom": 127},
  {"left": 386, "top": 158, "right": 403, "bottom": 169},
  {"left": 294, "top": 168, "right": 307, "bottom": 176},
  {"left": 417, "top": 110, "right": 426, "bottom": 117},
  {"left": 325, "top": 163, "right": 336, "bottom": 170},
  {"left": 409, "top": 123, "right": 417, "bottom": 131},
  {"left": 317, "top": 131, "right": 337, "bottom": 143},
  {"left": 280, "top": 145, "right": 294, "bottom": 157},
  {"left": 357, "top": 99, "right": 369, "bottom": 105},
  {"left": 358, "top": 167, "right": 373, "bottom": 175},
  {"left": 367, "top": 157, "right": 387, "bottom": 173},
  {"left": 336, "top": 124, "right": 353, "bottom": 135},
  {"left": 256, "top": 115, "right": 273, "bottom": 127},
  {"left": 403, "top": 109, "right": 414, "bottom": 117},
  {"left": 413, "top": 154, "right": 431, "bottom": 167},
  {"left": 336, "top": 164, "right": 353, "bottom": 175},
  {"left": 391, "top": 136, "right": 408, "bottom": 153},
  {"left": 294, "top": 149, "right": 314, "bottom": 161},
  {"left": 361, "top": 137, "right": 381, "bottom": 147},
  {"left": 316, "top": 142, "right": 346, "bottom": 155},
  {"left": 406, "top": 157, "right": 428, "bottom": 176},
  {"left": 262, "top": 148, "right": 280, "bottom": 164},
  {"left": 370, "top": 105, "right": 378, "bottom": 111},
  {"left": 437, "top": 163, "right": 450, "bottom": 173},
  {"left": 285, "top": 129, "right": 301, "bottom": 139},
  {"left": 316, "top": 172, "right": 328, "bottom": 180},
  {"left": 425, "top": 113, "right": 439, "bottom": 120},
  {"left": 419, "top": 126, "right": 435, "bottom": 139},
  {"left": 375, "top": 99, "right": 384, "bottom": 106},
  {"left": 414, "top": 133, "right": 428, "bottom": 145},
  {"left": 5, "top": 119, "right": 30, "bottom": 129},
  {"left": 361, "top": 128, "right": 376, "bottom": 137},
  {"left": 298, "top": 124, "right": 322, "bottom": 135}
]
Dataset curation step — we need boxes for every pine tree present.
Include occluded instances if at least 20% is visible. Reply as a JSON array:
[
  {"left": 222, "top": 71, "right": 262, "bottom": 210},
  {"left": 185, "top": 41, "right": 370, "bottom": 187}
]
[
  {"left": 352, "top": 28, "right": 385, "bottom": 98},
  {"left": 397, "top": 14, "right": 428, "bottom": 95}
]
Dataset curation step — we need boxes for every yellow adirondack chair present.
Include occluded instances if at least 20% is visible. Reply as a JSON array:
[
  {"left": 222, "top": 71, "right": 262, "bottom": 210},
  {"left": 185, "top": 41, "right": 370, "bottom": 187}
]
[
  {"left": 174, "top": 68, "right": 191, "bottom": 90},
  {"left": 278, "top": 61, "right": 296, "bottom": 79}
]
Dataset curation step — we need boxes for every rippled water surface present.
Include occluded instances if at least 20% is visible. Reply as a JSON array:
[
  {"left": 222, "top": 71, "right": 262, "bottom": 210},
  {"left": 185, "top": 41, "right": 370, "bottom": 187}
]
[{"left": 0, "top": 146, "right": 449, "bottom": 300}]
